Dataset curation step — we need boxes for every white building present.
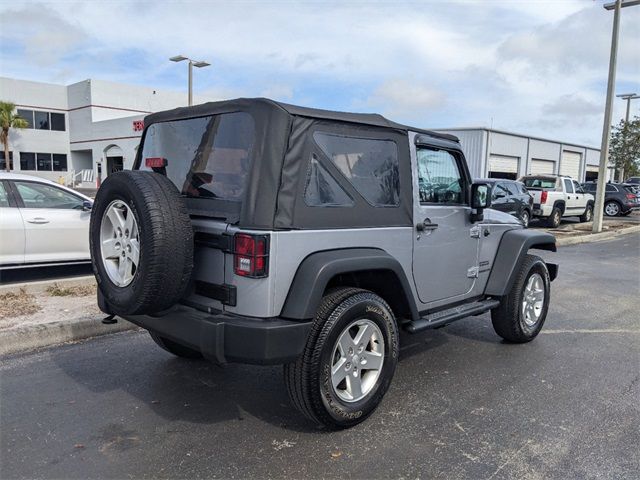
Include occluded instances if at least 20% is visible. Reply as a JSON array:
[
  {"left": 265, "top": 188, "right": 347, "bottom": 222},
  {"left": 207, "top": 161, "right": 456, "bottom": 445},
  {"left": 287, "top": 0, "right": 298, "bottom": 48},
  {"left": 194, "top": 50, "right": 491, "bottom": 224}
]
[
  {"left": 434, "top": 127, "right": 611, "bottom": 182},
  {"left": 0, "top": 77, "right": 208, "bottom": 187}
]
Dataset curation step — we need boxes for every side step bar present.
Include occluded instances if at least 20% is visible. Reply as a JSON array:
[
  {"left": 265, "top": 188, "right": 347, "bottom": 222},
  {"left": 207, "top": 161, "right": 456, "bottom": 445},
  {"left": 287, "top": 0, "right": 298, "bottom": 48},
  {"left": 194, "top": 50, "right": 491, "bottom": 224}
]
[{"left": 405, "top": 298, "right": 501, "bottom": 333}]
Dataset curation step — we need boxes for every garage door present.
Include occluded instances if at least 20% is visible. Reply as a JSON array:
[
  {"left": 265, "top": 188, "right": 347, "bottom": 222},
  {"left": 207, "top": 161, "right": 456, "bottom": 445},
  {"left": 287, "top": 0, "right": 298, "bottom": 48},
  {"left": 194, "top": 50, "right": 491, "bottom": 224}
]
[
  {"left": 560, "top": 151, "right": 581, "bottom": 179},
  {"left": 585, "top": 165, "right": 599, "bottom": 181},
  {"left": 488, "top": 155, "right": 519, "bottom": 179},
  {"left": 530, "top": 159, "right": 555, "bottom": 175}
]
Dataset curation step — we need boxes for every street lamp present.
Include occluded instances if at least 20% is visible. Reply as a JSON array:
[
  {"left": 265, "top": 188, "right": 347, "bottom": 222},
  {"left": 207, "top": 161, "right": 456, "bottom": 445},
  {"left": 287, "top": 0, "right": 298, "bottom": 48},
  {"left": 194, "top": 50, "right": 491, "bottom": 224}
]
[
  {"left": 592, "top": 0, "right": 639, "bottom": 233},
  {"left": 615, "top": 93, "right": 640, "bottom": 181},
  {"left": 169, "top": 55, "right": 211, "bottom": 106}
]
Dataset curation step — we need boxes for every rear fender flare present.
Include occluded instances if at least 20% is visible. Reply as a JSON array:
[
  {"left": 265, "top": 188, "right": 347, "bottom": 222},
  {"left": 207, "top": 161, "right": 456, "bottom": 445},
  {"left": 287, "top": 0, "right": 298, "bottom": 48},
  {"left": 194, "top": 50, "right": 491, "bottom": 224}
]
[{"left": 280, "top": 248, "right": 419, "bottom": 321}]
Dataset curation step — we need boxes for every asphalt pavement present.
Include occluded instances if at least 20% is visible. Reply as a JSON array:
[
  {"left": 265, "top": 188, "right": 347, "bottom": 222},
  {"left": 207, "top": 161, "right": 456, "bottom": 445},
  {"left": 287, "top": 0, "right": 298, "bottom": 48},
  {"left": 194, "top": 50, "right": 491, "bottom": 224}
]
[{"left": 1, "top": 235, "right": 639, "bottom": 479}]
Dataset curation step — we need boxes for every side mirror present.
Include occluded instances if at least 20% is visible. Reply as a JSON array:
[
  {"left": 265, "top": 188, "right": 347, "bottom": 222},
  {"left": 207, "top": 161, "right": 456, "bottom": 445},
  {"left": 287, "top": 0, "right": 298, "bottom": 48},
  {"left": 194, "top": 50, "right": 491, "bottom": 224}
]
[
  {"left": 82, "top": 200, "right": 93, "bottom": 212},
  {"left": 471, "top": 183, "right": 490, "bottom": 222}
]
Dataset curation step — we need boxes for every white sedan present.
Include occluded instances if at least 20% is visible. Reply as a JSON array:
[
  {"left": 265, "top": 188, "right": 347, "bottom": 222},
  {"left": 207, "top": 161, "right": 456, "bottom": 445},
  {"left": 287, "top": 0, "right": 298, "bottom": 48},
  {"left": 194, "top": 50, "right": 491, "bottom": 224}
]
[{"left": 0, "top": 173, "right": 93, "bottom": 268}]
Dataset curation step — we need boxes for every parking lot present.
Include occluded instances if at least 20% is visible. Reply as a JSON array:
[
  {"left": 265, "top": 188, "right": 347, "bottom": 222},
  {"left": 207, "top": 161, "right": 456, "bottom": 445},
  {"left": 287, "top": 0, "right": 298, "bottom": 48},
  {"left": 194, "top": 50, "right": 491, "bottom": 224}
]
[{"left": 1, "top": 234, "right": 638, "bottom": 479}]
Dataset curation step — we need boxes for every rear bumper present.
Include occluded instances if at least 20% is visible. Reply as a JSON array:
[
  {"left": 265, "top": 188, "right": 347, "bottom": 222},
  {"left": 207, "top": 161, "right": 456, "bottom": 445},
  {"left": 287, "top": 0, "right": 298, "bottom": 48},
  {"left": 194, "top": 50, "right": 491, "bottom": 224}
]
[
  {"left": 532, "top": 204, "right": 553, "bottom": 217},
  {"left": 123, "top": 305, "right": 312, "bottom": 365}
]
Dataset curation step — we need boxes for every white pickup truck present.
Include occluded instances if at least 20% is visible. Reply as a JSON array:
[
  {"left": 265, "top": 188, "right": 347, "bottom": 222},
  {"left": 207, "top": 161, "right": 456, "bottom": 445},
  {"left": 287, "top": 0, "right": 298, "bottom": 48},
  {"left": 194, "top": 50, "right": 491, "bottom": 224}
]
[{"left": 520, "top": 175, "right": 594, "bottom": 228}]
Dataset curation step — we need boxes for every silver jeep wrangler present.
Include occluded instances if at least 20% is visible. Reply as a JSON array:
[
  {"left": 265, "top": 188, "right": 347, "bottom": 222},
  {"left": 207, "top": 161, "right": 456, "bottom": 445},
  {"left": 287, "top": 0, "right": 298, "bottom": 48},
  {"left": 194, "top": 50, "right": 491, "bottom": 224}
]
[{"left": 90, "top": 98, "right": 558, "bottom": 428}]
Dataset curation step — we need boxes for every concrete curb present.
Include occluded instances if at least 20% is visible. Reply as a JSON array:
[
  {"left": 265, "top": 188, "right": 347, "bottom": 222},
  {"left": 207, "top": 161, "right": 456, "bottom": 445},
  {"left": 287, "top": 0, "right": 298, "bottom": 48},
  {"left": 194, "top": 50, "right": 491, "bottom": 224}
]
[
  {"left": 0, "top": 275, "right": 96, "bottom": 295},
  {"left": 0, "top": 315, "right": 137, "bottom": 357},
  {"left": 556, "top": 225, "right": 640, "bottom": 247}
]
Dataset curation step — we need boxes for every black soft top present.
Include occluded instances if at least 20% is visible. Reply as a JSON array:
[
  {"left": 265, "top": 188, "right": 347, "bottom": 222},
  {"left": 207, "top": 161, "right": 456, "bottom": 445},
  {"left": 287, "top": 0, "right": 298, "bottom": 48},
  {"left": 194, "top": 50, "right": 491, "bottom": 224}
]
[
  {"left": 138, "top": 98, "right": 460, "bottom": 230},
  {"left": 144, "top": 97, "right": 457, "bottom": 141}
]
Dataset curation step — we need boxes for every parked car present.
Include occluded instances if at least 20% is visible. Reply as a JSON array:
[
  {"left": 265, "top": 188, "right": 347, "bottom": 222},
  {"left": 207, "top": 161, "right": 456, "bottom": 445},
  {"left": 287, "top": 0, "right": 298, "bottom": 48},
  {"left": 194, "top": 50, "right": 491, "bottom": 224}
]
[
  {"left": 0, "top": 173, "right": 93, "bottom": 268},
  {"left": 519, "top": 175, "right": 594, "bottom": 228},
  {"left": 90, "top": 98, "right": 558, "bottom": 429},
  {"left": 624, "top": 176, "right": 640, "bottom": 185},
  {"left": 479, "top": 178, "right": 533, "bottom": 227},
  {"left": 581, "top": 181, "right": 640, "bottom": 216}
]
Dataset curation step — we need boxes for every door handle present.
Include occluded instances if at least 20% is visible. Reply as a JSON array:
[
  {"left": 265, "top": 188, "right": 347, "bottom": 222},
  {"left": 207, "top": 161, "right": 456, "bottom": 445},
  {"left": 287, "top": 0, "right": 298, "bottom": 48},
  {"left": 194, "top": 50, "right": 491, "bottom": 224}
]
[
  {"left": 27, "top": 217, "right": 49, "bottom": 224},
  {"left": 417, "top": 218, "right": 439, "bottom": 231}
]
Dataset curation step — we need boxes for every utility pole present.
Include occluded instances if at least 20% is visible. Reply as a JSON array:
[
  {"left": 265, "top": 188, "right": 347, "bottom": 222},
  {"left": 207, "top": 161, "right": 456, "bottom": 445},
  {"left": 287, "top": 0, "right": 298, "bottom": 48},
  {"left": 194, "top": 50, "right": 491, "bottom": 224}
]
[{"left": 593, "top": 0, "right": 639, "bottom": 233}]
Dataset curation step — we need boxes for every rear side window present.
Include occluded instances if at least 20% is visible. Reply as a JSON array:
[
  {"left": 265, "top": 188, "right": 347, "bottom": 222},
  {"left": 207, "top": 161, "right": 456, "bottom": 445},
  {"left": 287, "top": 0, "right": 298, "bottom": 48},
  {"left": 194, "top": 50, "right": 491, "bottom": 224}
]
[
  {"left": 313, "top": 132, "right": 399, "bottom": 207},
  {"left": 605, "top": 184, "right": 618, "bottom": 192},
  {"left": 141, "top": 112, "right": 255, "bottom": 201},
  {"left": 522, "top": 177, "right": 557, "bottom": 190},
  {"left": 304, "top": 154, "right": 354, "bottom": 207}
]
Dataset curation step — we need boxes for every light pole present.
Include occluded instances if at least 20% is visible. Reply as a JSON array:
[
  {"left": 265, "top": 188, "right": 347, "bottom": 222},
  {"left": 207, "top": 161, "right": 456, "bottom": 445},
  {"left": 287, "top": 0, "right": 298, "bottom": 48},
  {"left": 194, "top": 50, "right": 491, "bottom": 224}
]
[
  {"left": 169, "top": 55, "right": 211, "bottom": 106},
  {"left": 615, "top": 92, "right": 640, "bottom": 181},
  {"left": 592, "top": 0, "right": 640, "bottom": 233}
]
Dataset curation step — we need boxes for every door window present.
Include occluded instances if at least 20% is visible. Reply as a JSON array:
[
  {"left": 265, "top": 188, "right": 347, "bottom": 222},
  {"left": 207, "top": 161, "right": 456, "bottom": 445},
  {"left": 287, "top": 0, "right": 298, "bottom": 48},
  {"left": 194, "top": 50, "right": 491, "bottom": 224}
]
[
  {"left": 14, "top": 182, "right": 84, "bottom": 209},
  {"left": 563, "top": 178, "right": 574, "bottom": 193},
  {"left": 492, "top": 183, "right": 510, "bottom": 200},
  {"left": 572, "top": 180, "right": 583, "bottom": 193},
  {"left": 0, "top": 182, "right": 10, "bottom": 207},
  {"left": 416, "top": 148, "right": 465, "bottom": 204}
]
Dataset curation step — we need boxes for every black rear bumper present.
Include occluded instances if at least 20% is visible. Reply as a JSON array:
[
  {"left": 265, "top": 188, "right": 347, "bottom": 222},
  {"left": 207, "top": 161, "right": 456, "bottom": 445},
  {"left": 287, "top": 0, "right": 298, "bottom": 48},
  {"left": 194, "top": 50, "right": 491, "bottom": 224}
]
[{"left": 122, "top": 305, "right": 312, "bottom": 365}]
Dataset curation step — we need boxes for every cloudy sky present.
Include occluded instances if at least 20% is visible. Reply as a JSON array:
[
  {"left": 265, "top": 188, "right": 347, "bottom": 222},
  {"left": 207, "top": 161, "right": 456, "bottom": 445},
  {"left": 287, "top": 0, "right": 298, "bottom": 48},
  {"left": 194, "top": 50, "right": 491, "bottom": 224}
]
[{"left": 1, "top": 0, "right": 638, "bottom": 146}]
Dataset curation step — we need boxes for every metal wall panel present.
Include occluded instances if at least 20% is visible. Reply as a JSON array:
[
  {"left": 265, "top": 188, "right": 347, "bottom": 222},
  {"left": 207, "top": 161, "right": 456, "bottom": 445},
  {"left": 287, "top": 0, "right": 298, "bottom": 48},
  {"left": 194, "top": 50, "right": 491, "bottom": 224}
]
[{"left": 432, "top": 129, "right": 485, "bottom": 178}]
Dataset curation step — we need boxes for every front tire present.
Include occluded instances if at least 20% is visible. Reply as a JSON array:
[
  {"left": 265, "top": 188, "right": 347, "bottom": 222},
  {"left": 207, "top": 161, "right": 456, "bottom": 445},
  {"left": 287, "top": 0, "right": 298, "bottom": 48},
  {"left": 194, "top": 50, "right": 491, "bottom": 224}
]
[
  {"left": 284, "top": 288, "right": 399, "bottom": 429},
  {"left": 579, "top": 203, "right": 593, "bottom": 223},
  {"left": 491, "top": 254, "right": 550, "bottom": 343}
]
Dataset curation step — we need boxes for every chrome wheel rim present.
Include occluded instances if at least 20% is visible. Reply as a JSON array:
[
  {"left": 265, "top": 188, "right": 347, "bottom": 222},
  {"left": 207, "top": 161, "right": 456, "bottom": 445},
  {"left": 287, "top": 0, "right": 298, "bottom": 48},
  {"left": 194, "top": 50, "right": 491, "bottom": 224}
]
[
  {"left": 522, "top": 273, "right": 544, "bottom": 327},
  {"left": 605, "top": 202, "right": 619, "bottom": 216},
  {"left": 521, "top": 211, "right": 529, "bottom": 227},
  {"left": 553, "top": 211, "right": 560, "bottom": 225},
  {"left": 330, "top": 319, "right": 384, "bottom": 403},
  {"left": 100, "top": 199, "right": 140, "bottom": 287},
  {"left": 586, "top": 207, "right": 592, "bottom": 221}
]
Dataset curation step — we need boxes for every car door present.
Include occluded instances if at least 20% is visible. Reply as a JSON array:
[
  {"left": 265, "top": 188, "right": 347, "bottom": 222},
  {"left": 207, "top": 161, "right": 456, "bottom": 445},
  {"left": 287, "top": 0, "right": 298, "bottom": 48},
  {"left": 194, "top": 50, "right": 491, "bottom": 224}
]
[
  {"left": 491, "top": 182, "right": 511, "bottom": 214},
  {"left": 572, "top": 180, "right": 588, "bottom": 212},
  {"left": 562, "top": 178, "right": 577, "bottom": 214},
  {"left": 411, "top": 138, "right": 479, "bottom": 306},
  {"left": 0, "top": 180, "right": 25, "bottom": 266},
  {"left": 12, "top": 180, "right": 91, "bottom": 264}
]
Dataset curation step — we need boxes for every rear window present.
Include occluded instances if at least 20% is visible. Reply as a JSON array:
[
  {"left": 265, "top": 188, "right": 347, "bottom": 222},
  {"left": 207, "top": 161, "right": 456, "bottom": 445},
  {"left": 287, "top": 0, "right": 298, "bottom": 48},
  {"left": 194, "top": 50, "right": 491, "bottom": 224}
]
[
  {"left": 522, "top": 177, "right": 557, "bottom": 190},
  {"left": 140, "top": 112, "right": 255, "bottom": 200}
]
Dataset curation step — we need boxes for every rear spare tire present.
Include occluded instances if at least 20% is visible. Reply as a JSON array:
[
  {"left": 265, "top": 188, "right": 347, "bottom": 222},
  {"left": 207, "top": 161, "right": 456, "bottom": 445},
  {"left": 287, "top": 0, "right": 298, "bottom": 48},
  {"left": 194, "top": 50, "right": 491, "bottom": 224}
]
[{"left": 90, "top": 171, "right": 193, "bottom": 315}]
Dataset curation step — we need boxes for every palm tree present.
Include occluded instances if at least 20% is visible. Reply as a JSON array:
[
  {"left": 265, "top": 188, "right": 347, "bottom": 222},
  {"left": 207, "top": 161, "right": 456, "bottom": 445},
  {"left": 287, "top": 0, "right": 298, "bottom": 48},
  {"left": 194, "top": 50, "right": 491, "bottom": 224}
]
[{"left": 0, "top": 101, "right": 29, "bottom": 172}]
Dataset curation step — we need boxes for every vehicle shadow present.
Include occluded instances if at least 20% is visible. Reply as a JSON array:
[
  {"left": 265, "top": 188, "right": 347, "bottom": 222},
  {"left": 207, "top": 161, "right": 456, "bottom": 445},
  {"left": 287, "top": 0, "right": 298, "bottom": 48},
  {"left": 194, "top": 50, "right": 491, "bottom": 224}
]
[{"left": 50, "top": 327, "right": 467, "bottom": 434}]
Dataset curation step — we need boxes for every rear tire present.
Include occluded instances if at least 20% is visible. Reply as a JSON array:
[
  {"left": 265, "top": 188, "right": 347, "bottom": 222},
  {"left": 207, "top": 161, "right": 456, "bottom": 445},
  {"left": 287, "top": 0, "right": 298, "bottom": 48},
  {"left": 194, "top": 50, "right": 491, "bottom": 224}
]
[
  {"left": 284, "top": 288, "right": 399, "bottom": 429},
  {"left": 90, "top": 171, "right": 194, "bottom": 315},
  {"left": 604, "top": 200, "right": 621, "bottom": 217},
  {"left": 579, "top": 203, "right": 593, "bottom": 223},
  {"left": 546, "top": 207, "right": 562, "bottom": 228},
  {"left": 149, "top": 332, "right": 203, "bottom": 359},
  {"left": 491, "top": 254, "right": 550, "bottom": 343}
]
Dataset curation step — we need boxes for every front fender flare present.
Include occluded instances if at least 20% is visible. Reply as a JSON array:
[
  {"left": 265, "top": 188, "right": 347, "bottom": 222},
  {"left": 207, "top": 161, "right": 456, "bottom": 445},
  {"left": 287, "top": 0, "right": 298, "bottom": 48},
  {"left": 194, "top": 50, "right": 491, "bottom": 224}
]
[{"left": 484, "top": 229, "right": 557, "bottom": 297}]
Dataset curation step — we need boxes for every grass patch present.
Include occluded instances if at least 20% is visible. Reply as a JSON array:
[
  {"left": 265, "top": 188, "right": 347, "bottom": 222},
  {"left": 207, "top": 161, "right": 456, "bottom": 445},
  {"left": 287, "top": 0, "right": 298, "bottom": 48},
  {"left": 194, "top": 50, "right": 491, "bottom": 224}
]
[
  {"left": 46, "top": 283, "right": 96, "bottom": 297},
  {"left": 0, "top": 288, "right": 41, "bottom": 319}
]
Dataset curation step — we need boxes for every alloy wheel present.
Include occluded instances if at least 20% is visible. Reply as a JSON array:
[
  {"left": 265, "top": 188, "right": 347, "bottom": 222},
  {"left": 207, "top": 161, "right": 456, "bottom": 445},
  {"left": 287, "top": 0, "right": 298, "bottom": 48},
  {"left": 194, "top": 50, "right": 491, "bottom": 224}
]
[
  {"left": 521, "top": 273, "right": 545, "bottom": 327},
  {"left": 100, "top": 199, "right": 140, "bottom": 287},
  {"left": 330, "top": 319, "right": 384, "bottom": 402}
]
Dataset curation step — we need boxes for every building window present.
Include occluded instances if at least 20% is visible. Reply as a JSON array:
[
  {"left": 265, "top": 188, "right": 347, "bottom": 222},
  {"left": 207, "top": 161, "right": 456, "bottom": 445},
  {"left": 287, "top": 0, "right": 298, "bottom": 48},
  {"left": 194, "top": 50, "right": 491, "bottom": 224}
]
[
  {"left": 35, "top": 111, "right": 49, "bottom": 130},
  {"left": 0, "top": 151, "right": 14, "bottom": 171},
  {"left": 14, "top": 109, "right": 66, "bottom": 132},
  {"left": 52, "top": 154, "right": 67, "bottom": 171},
  {"left": 17, "top": 109, "right": 34, "bottom": 128},
  {"left": 20, "top": 152, "right": 36, "bottom": 171},
  {"left": 50, "top": 113, "right": 66, "bottom": 131},
  {"left": 37, "top": 153, "right": 52, "bottom": 171}
]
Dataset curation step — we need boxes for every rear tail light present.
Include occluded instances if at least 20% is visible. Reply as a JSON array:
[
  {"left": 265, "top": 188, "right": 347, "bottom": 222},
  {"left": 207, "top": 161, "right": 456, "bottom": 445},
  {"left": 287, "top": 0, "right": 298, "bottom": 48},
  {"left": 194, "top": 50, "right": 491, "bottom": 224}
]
[
  {"left": 540, "top": 191, "right": 548, "bottom": 204},
  {"left": 626, "top": 193, "right": 636, "bottom": 200},
  {"left": 145, "top": 157, "right": 167, "bottom": 168},
  {"left": 234, "top": 233, "right": 269, "bottom": 278}
]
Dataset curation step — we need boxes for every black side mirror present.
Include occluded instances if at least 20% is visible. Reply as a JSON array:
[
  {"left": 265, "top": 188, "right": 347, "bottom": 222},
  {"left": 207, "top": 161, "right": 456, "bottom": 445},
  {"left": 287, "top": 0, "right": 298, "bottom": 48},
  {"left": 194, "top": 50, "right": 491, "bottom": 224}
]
[
  {"left": 82, "top": 200, "right": 93, "bottom": 212},
  {"left": 471, "top": 183, "right": 490, "bottom": 222}
]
